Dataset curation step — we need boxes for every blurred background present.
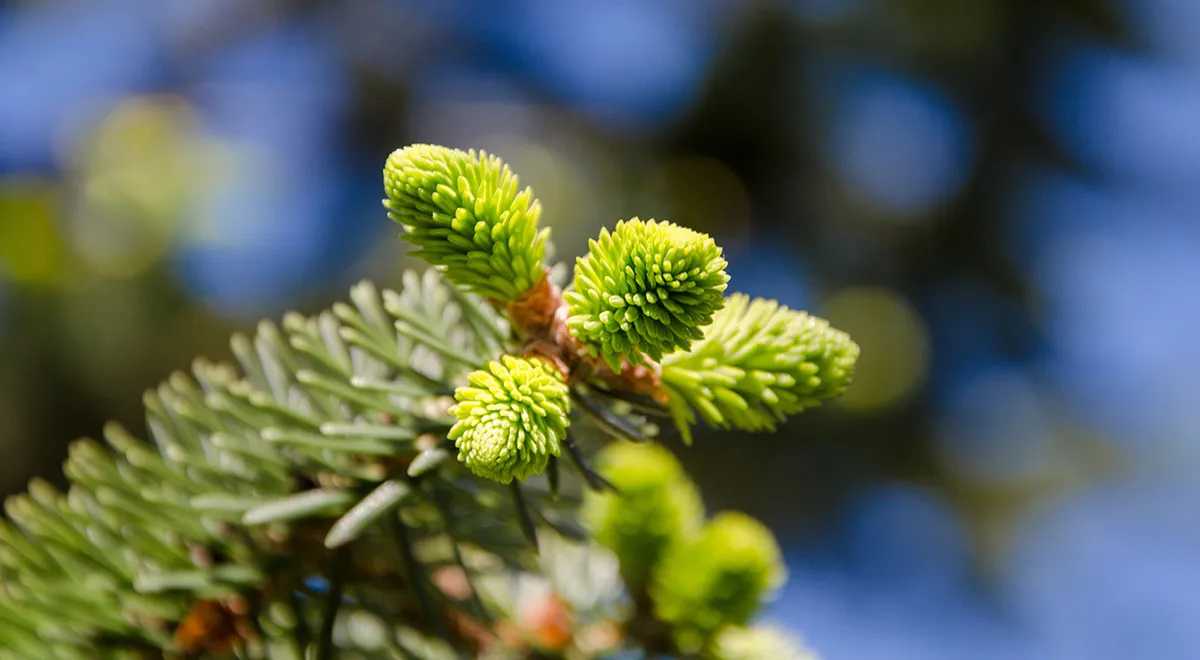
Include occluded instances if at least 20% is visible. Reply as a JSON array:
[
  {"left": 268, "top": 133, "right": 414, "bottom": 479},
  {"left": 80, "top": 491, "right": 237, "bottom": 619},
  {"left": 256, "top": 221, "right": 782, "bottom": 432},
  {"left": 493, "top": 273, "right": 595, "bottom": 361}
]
[{"left": 1, "top": 0, "right": 1198, "bottom": 657}]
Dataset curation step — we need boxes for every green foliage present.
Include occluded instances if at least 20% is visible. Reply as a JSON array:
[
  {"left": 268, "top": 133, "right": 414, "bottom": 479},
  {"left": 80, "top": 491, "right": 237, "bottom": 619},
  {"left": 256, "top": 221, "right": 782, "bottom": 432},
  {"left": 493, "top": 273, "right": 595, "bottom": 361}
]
[
  {"left": 651, "top": 512, "right": 786, "bottom": 653},
  {"left": 0, "top": 273, "right": 554, "bottom": 659},
  {"left": 565, "top": 218, "right": 730, "bottom": 371},
  {"left": 0, "top": 142, "right": 857, "bottom": 659},
  {"left": 383, "top": 144, "right": 549, "bottom": 302},
  {"left": 662, "top": 293, "right": 859, "bottom": 443},
  {"left": 448, "top": 355, "right": 570, "bottom": 484},
  {"left": 713, "top": 626, "right": 818, "bottom": 660},
  {"left": 582, "top": 442, "right": 703, "bottom": 586}
]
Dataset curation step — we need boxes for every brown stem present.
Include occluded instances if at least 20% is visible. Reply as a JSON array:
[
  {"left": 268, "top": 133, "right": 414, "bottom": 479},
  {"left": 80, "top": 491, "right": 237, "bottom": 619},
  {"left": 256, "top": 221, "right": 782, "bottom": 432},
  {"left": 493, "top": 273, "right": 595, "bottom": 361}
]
[
  {"left": 505, "top": 270, "right": 663, "bottom": 399},
  {"left": 623, "top": 591, "right": 679, "bottom": 657}
]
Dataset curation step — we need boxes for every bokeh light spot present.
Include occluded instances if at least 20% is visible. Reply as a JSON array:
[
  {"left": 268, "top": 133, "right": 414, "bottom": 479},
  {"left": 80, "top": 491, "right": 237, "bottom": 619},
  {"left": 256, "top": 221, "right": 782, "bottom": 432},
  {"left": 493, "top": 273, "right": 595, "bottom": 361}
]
[
  {"left": 822, "top": 286, "right": 928, "bottom": 409},
  {"left": 65, "top": 96, "right": 221, "bottom": 279},
  {"left": 1038, "top": 46, "right": 1200, "bottom": 185},
  {"left": 841, "top": 484, "right": 969, "bottom": 585},
  {"left": 515, "top": 0, "right": 718, "bottom": 129},
  {"left": 828, "top": 72, "right": 973, "bottom": 217},
  {"left": 935, "top": 365, "right": 1059, "bottom": 485},
  {"left": 0, "top": 179, "right": 66, "bottom": 287}
]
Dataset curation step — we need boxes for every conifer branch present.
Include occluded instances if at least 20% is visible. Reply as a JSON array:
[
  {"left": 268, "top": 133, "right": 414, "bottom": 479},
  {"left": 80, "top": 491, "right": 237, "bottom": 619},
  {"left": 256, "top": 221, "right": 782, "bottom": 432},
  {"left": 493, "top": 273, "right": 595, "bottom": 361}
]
[{"left": 1, "top": 142, "right": 855, "bottom": 659}]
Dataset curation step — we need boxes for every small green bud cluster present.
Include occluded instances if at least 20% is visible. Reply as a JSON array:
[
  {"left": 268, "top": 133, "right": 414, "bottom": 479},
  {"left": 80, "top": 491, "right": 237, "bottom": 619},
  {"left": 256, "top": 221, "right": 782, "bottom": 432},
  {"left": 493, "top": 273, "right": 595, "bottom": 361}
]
[
  {"left": 581, "top": 442, "right": 703, "bottom": 585},
  {"left": 651, "top": 512, "right": 786, "bottom": 653},
  {"left": 383, "top": 144, "right": 855, "bottom": 437},
  {"left": 584, "top": 442, "right": 795, "bottom": 656},
  {"left": 383, "top": 144, "right": 549, "bottom": 301},
  {"left": 448, "top": 356, "right": 569, "bottom": 484},
  {"left": 662, "top": 293, "right": 859, "bottom": 443},
  {"left": 566, "top": 218, "right": 729, "bottom": 371}
]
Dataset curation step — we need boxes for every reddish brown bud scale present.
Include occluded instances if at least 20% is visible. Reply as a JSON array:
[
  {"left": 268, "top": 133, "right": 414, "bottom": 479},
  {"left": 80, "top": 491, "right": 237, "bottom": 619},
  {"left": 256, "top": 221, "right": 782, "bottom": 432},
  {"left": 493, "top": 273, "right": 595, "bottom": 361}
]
[
  {"left": 506, "top": 269, "right": 665, "bottom": 397},
  {"left": 174, "top": 597, "right": 253, "bottom": 655}
]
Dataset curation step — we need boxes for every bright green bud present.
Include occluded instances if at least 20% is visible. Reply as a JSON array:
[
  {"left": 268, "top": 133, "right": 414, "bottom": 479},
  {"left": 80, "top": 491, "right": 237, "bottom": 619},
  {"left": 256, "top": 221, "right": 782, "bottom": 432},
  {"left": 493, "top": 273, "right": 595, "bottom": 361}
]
[
  {"left": 565, "top": 218, "right": 729, "bottom": 371},
  {"left": 582, "top": 442, "right": 704, "bottom": 586},
  {"left": 383, "top": 144, "right": 548, "bottom": 301},
  {"left": 713, "top": 626, "right": 819, "bottom": 660},
  {"left": 661, "top": 293, "right": 858, "bottom": 443},
  {"left": 448, "top": 355, "right": 569, "bottom": 484},
  {"left": 650, "top": 512, "right": 786, "bottom": 652}
]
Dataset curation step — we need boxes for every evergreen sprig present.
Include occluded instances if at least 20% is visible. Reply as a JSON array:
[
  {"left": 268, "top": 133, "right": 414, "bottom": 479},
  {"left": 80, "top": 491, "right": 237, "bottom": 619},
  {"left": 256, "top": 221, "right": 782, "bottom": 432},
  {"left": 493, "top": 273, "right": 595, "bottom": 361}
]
[
  {"left": 384, "top": 144, "right": 549, "bottom": 302},
  {"left": 449, "top": 356, "right": 570, "bottom": 484},
  {"left": 0, "top": 274, "right": 556, "bottom": 658},
  {"left": 583, "top": 443, "right": 807, "bottom": 658},
  {"left": 1, "top": 142, "right": 859, "bottom": 659},
  {"left": 565, "top": 218, "right": 730, "bottom": 371},
  {"left": 582, "top": 442, "right": 703, "bottom": 586},
  {"left": 651, "top": 512, "right": 786, "bottom": 653},
  {"left": 661, "top": 293, "right": 859, "bottom": 443}
]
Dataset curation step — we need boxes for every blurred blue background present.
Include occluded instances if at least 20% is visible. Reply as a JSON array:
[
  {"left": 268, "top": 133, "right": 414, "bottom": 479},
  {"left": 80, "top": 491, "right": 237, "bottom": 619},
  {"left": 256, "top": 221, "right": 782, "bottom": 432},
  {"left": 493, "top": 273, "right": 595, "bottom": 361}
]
[{"left": 1, "top": 0, "right": 1197, "bottom": 657}]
